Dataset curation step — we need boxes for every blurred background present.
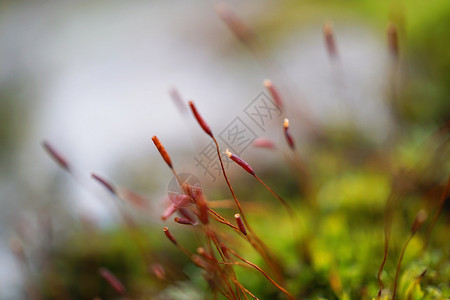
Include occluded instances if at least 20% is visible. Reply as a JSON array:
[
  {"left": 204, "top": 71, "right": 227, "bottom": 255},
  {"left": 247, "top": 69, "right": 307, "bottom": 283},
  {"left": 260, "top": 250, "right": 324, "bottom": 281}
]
[{"left": 0, "top": 0, "right": 449, "bottom": 299}]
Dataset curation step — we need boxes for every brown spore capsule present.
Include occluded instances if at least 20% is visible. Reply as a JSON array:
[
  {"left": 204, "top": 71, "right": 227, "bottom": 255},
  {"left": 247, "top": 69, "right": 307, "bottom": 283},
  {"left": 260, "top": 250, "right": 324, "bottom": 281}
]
[
  {"left": 42, "top": 141, "right": 70, "bottom": 171},
  {"left": 163, "top": 227, "right": 178, "bottom": 245},
  {"left": 226, "top": 149, "right": 255, "bottom": 176},
  {"left": 188, "top": 101, "right": 213, "bottom": 138},
  {"left": 283, "top": 119, "right": 295, "bottom": 150},
  {"left": 151, "top": 136, "right": 173, "bottom": 169},
  {"left": 234, "top": 213, "right": 247, "bottom": 235},
  {"left": 91, "top": 173, "right": 116, "bottom": 195}
]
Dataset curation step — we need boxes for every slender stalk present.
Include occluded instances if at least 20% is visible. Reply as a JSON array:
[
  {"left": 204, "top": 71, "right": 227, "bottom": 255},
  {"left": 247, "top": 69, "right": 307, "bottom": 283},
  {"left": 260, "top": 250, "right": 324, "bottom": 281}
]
[
  {"left": 254, "top": 175, "right": 297, "bottom": 222},
  {"left": 211, "top": 249, "right": 237, "bottom": 299},
  {"left": 204, "top": 230, "right": 236, "bottom": 299},
  {"left": 392, "top": 235, "right": 412, "bottom": 299},
  {"left": 98, "top": 268, "right": 127, "bottom": 297},
  {"left": 163, "top": 227, "right": 191, "bottom": 257},
  {"left": 215, "top": 137, "right": 285, "bottom": 283},
  {"left": 230, "top": 278, "right": 258, "bottom": 300},
  {"left": 212, "top": 138, "right": 248, "bottom": 226},
  {"left": 208, "top": 232, "right": 244, "bottom": 300},
  {"left": 208, "top": 208, "right": 240, "bottom": 232},
  {"left": 226, "top": 249, "right": 295, "bottom": 300},
  {"left": 188, "top": 101, "right": 285, "bottom": 282},
  {"left": 423, "top": 176, "right": 450, "bottom": 250},
  {"left": 392, "top": 210, "right": 427, "bottom": 299},
  {"left": 377, "top": 192, "right": 400, "bottom": 293}
]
